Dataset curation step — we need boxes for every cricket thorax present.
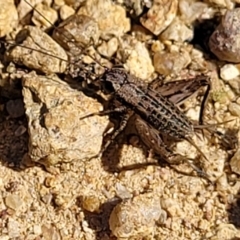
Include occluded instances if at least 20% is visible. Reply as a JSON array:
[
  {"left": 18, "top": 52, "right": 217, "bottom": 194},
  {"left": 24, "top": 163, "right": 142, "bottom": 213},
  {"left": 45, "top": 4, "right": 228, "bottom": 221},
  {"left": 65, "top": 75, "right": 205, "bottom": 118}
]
[{"left": 100, "top": 68, "right": 129, "bottom": 93}]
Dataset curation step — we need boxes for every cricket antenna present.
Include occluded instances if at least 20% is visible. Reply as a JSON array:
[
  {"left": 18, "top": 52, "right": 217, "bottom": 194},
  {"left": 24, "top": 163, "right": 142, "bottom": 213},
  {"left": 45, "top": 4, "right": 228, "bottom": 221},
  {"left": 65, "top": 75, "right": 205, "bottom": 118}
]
[
  {"left": 22, "top": 0, "right": 108, "bottom": 71},
  {"left": 3, "top": 40, "right": 69, "bottom": 63},
  {"left": 23, "top": 0, "right": 59, "bottom": 30}
]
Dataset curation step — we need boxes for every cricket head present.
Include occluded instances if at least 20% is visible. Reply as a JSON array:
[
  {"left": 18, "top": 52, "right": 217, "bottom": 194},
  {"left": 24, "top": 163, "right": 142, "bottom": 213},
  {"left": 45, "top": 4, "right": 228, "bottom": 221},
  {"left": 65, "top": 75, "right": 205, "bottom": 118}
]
[{"left": 99, "top": 68, "right": 128, "bottom": 94}]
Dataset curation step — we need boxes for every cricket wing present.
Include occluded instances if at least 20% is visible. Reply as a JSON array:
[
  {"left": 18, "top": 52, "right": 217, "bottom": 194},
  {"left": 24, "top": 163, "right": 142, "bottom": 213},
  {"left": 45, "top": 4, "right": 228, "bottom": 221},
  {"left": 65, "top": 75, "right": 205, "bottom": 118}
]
[{"left": 148, "top": 76, "right": 210, "bottom": 105}]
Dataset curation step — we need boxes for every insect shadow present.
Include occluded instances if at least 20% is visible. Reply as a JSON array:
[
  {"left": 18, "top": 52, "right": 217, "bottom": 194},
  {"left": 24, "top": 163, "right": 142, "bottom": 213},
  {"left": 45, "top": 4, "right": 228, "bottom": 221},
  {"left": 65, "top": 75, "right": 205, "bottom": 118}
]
[
  {"left": 0, "top": 96, "right": 29, "bottom": 168},
  {"left": 227, "top": 185, "right": 240, "bottom": 230},
  {"left": 77, "top": 196, "right": 120, "bottom": 239}
]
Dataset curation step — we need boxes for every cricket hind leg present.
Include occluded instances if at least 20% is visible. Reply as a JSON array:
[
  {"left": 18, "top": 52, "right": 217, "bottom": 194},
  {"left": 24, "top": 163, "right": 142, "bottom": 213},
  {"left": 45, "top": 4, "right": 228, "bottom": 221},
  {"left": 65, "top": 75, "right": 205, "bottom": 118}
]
[
  {"left": 79, "top": 105, "right": 127, "bottom": 120},
  {"left": 198, "top": 77, "right": 211, "bottom": 125},
  {"left": 135, "top": 117, "right": 211, "bottom": 180},
  {"left": 193, "top": 118, "right": 238, "bottom": 151},
  {"left": 191, "top": 77, "right": 236, "bottom": 148},
  {"left": 98, "top": 110, "right": 134, "bottom": 159}
]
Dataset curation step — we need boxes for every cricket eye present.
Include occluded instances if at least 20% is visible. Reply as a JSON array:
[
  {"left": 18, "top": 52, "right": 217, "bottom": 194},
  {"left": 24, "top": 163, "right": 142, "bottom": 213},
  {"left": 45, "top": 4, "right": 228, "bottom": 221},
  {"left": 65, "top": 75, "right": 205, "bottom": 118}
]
[{"left": 102, "top": 80, "right": 114, "bottom": 94}]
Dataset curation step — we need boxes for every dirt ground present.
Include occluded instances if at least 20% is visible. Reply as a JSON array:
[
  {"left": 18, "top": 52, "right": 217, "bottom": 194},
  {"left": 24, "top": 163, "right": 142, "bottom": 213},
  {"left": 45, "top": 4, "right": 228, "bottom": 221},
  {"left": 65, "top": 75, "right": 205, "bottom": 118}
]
[{"left": 1, "top": 0, "right": 240, "bottom": 239}]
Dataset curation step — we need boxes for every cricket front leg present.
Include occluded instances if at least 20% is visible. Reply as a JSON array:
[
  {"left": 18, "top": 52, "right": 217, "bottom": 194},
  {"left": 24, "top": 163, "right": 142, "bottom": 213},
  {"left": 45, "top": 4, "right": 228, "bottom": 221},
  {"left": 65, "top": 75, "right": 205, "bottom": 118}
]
[
  {"left": 85, "top": 108, "right": 134, "bottom": 160},
  {"left": 98, "top": 110, "right": 134, "bottom": 159}
]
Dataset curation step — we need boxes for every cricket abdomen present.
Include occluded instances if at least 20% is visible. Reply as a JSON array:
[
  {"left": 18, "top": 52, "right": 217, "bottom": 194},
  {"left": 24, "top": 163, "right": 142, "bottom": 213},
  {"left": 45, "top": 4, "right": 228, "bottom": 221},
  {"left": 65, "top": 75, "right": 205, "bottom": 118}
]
[{"left": 139, "top": 93, "right": 194, "bottom": 139}]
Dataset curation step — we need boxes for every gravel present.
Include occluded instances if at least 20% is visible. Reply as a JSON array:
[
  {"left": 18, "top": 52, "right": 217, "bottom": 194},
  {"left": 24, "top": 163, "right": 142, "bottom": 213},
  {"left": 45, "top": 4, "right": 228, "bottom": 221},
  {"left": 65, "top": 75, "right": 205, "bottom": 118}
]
[{"left": 0, "top": 0, "right": 240, "bottom": 239}]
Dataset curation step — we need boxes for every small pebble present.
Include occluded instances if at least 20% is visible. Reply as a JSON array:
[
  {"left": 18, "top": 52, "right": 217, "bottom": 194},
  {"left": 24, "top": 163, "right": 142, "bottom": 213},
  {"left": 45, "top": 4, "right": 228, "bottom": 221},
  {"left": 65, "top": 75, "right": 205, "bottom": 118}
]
[
  {"left": 228, "top": 102, "right": 240, "bottom": 117},
  {"left": 32, "top": 3, "right": 58, "bottom": 29},
  {"left": 209, "top": 8, "right": 240, "bottom": 63},
  {"left": 160, "top": 18, "right": 193, "bottom": 42},
  {"left": 78, "top": 0, "right": 130, "bottom": 39},
  {"left": 115, "top": 183, "right": 132, "bottom": 199},
  {"left": 140, "top": 0, "right": 178, "bottom": 35},
  {"left": 7, "top": 218, "right": 20, "bottom": 238},
  {"left": 120, "top": 37, "right": 154, "bottom": 79},
  {"left": 5, "top": 194, "right": 23, "bottom": 211},
  {"left": 33, "top": 225, "right": 42, "bottom": 235},
  {"left": 109, "top": 193, "right": 162, "bottom": 238},
  {"left": 53, "top": 194, "right": 72, "bottom": 209},
  {"left": 179, "top": 1, "right": 212, "bottom": 23},
  {"left": 41, "top": 224, "right": 61, "bottom": 240},
  {"left": 59, "top": 5, "right": 75, "bottom": 20},
  {"left": 153, "top": 51, "right": 191, "bottom": 75},
  {"left": 220, "top": 64, "right": 240, "bottom": 80},
  {"left": 6, "top": 99, "right": 25, "bottom": 118},
  {"left": 14, "top": 125, "right": 27, "bottom": 136},
  {"left": 161, "top": 198, "right": 182, "bottom": 217},
  {"left": 227, "top": 78, "right": 240, "bottom": 94},
  {"left": 211, "top": 223, "right": 240, "bottom": 240},
  {"left": 230, "top": 148, "right": 240, "bottom": 175},
  {"left": 82, "top": 196, "right": 101, "bottom": 213},
  {"left": 52, "top": 14, "right": 100, "bottom": 52},
  {"left": 97, "top": 37, "right": 118, "bottom": 58},
  {"left": 0, "top": 0, "right": 18, "bottom": 37}
]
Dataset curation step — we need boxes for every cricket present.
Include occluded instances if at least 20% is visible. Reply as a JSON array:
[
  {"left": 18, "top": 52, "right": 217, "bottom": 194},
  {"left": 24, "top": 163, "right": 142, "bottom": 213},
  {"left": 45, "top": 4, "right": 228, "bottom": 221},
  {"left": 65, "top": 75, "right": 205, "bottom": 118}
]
[
  {"left": 1, "top": 1, "right": 239, "bottom": 239},
  {"left": 2, "top": 0, "right": 232, "bottom": 180}
]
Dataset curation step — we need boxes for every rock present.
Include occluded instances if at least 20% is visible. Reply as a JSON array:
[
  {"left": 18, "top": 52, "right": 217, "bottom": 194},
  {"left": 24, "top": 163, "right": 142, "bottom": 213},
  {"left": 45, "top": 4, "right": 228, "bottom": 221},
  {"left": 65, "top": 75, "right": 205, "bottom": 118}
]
[
  {"left": 228, "top": 102, "right": 240, "bottom": 117},
  {"left": 5, "top": 194, "right": 23, "bottom": 211},
  {"left": 153, "top": 50, "right": 191, "bottom": 75},
  {"left": 220, "top": 64, "right": 240, "bottom": 80},
  {"left": 59, "top": 5, "right": 75, "bottom": 20},
  {"left": 6, "top": 99, "right": 25, "bottom": 118},
  {"left": 209, "top": 8, "right": 240, "bottom": 63},
  {"left": 118, "top": 36, "right": 154, "bottom": 80},
  {"left": 6, "top": 26, "right": 68, "bottom": 74},
  {"left": 22, "top": 71, "right": 108, "bottom": 167},
  {"left": 0, "top": 0, "right": 18, "bottom": 37},
  {"left": 160, "top": 17, "right": 193, "bottom": 42},
  {"left": 109, "top": 193, "right": 162, "bottom": 238},
  {"left": 32, "top": 2, "right": 58, "bottom": 29},
  {"left": 52, "top": 14, "right": 100, "bottom": 54},
  {"left": 140, "top": 0, "right": 178, "bottom": 35},
  {"left": 78, "top": 0, "right": 130, "bottom": 40}
]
